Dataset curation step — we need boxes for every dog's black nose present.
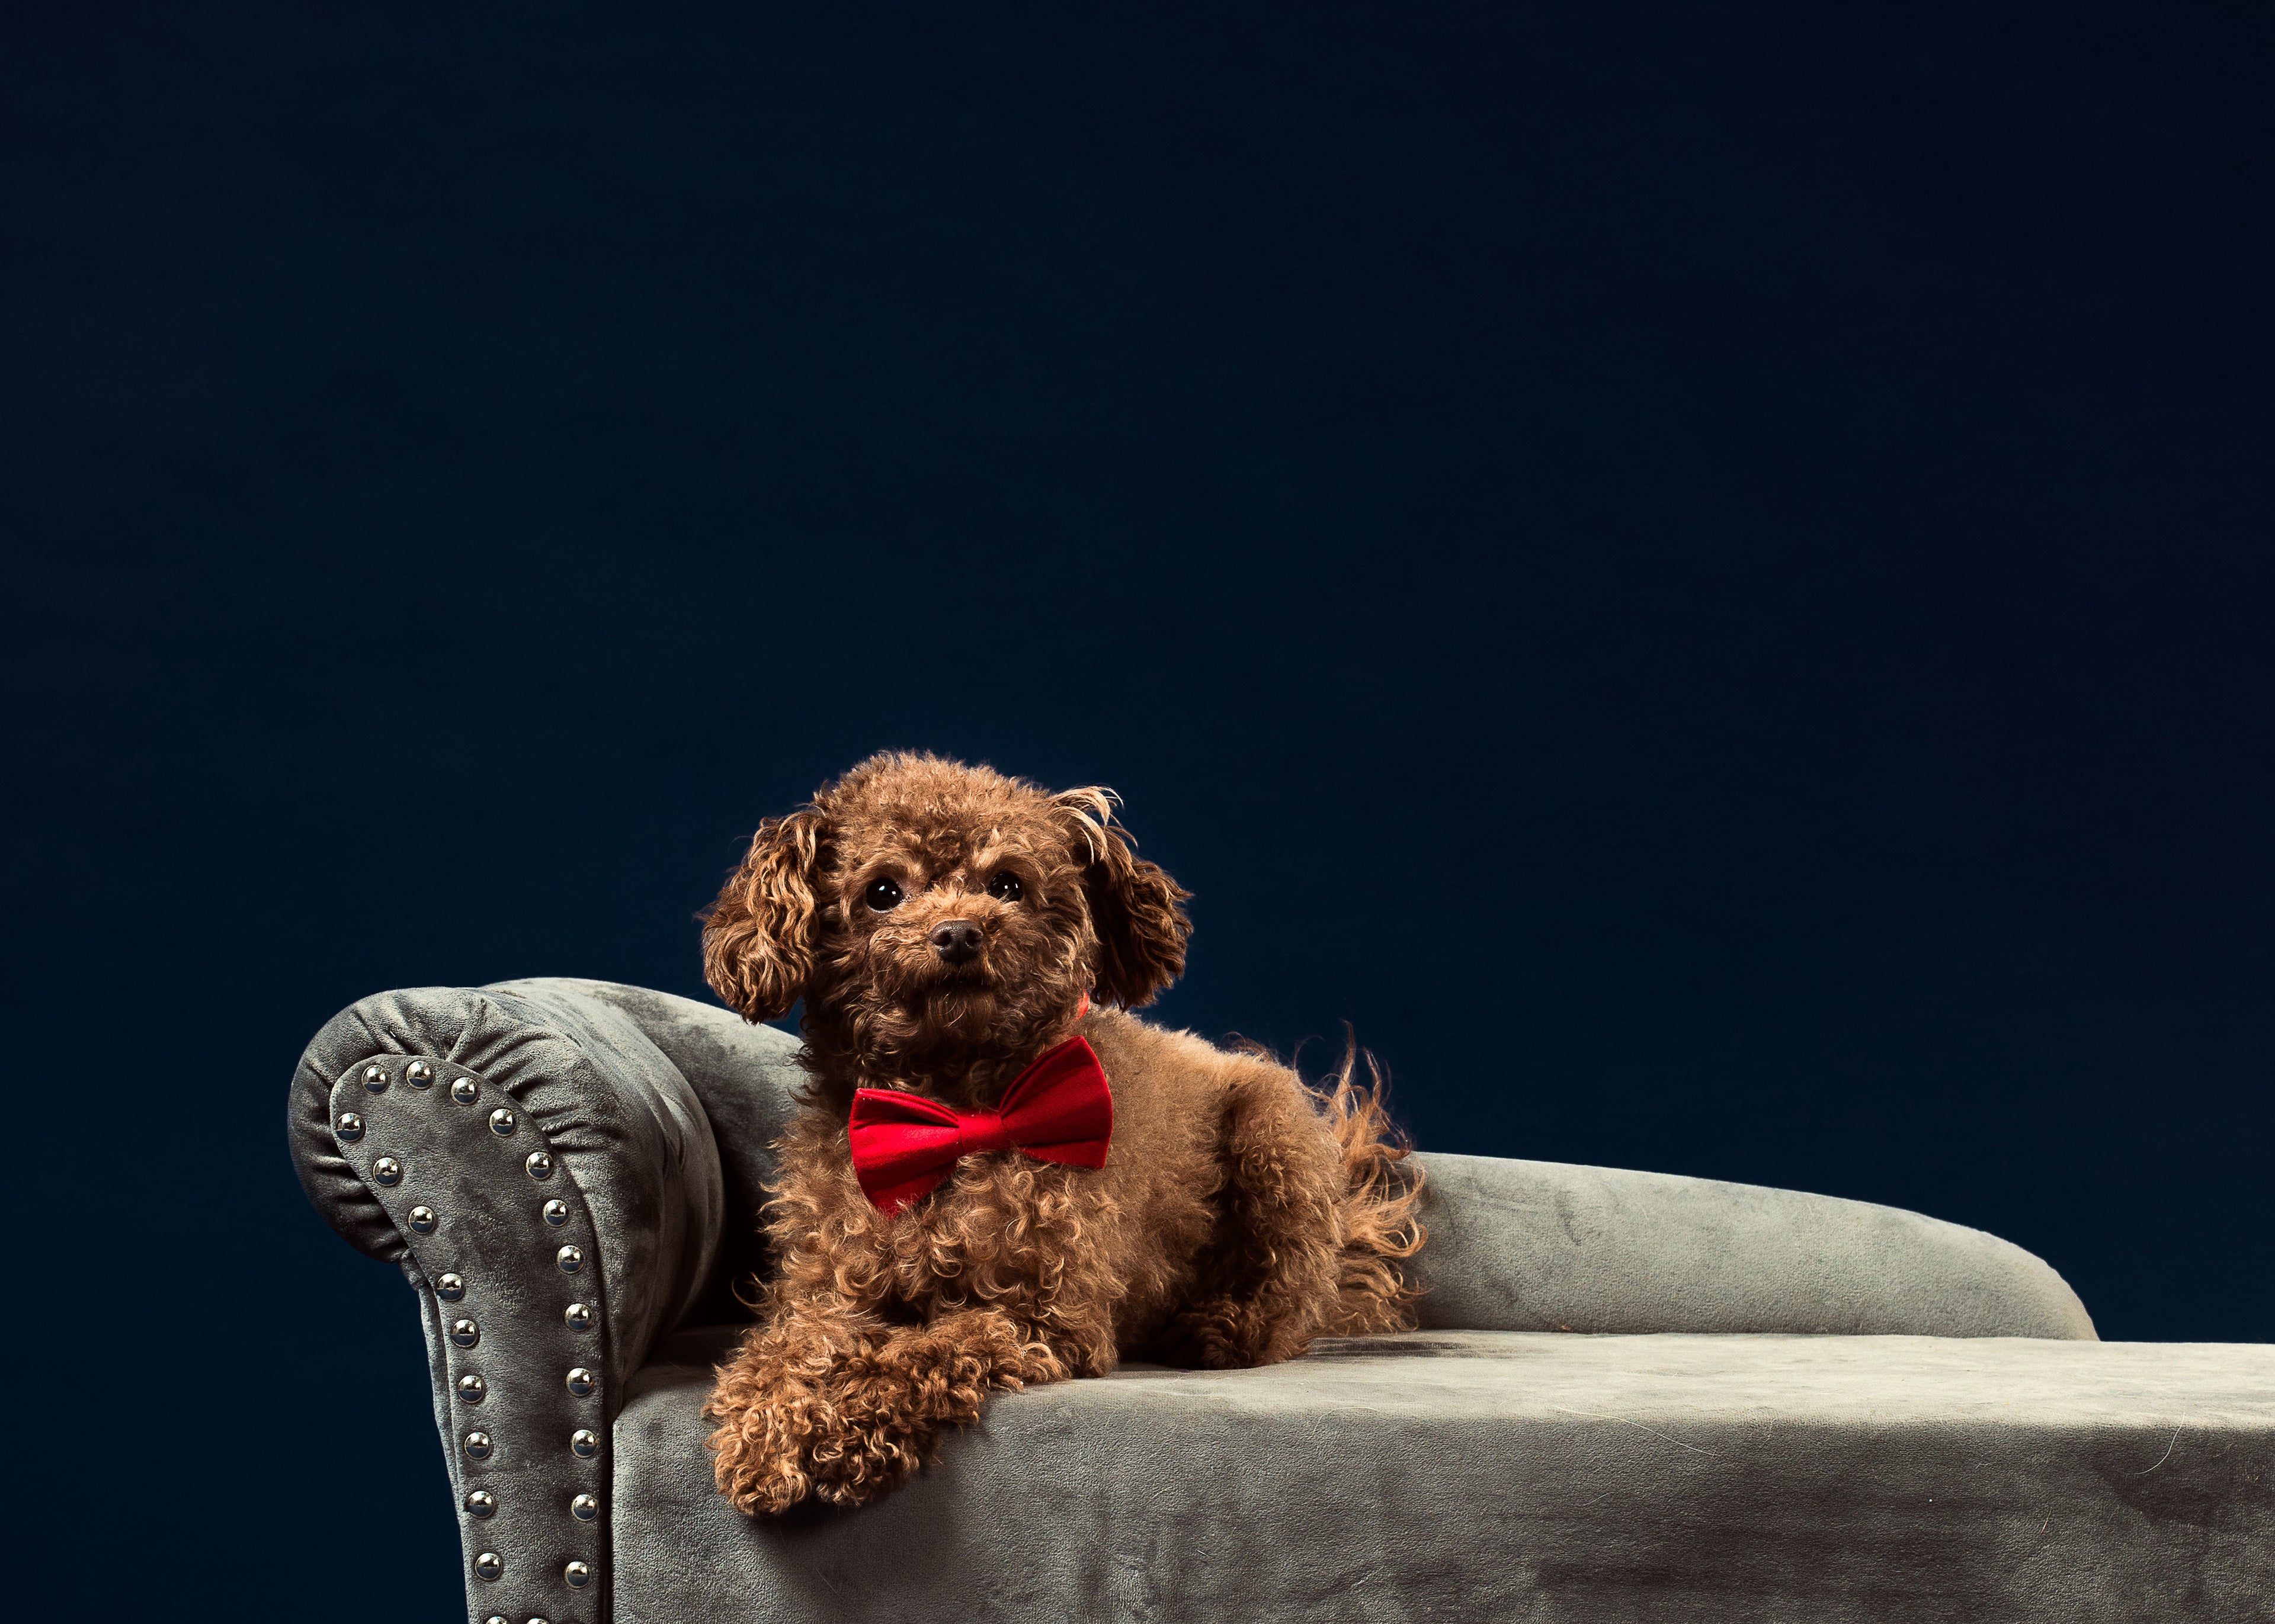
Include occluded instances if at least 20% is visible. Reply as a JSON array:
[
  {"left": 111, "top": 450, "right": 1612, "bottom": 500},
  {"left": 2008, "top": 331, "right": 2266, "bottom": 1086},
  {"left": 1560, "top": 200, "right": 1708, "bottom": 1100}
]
[{"left": 929, "top": 919, "right": 983, "bottom": 965}]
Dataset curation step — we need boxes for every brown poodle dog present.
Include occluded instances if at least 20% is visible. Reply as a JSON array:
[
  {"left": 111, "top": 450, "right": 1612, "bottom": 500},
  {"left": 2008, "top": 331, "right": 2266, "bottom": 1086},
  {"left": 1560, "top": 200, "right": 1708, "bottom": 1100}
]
[{"left": 699, "top": 752, "right": 1424, "bottom": 1514}]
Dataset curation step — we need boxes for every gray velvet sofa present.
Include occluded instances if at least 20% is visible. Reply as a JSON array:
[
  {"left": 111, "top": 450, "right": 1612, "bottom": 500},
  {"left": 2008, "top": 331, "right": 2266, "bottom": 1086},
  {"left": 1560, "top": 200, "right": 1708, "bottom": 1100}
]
[{"left": 289, "top": 978, "right": 2275, "bottom": 1623}]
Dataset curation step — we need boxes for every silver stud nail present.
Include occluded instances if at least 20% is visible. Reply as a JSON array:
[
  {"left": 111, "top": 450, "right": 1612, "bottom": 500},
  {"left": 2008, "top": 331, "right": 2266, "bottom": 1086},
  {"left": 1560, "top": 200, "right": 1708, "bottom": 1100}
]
[
  {"left": 484, "top": 1616, "right": 507, "bottom": 1624},
  {"left": 524, "top": 1151, "right": 555, "bottom": 1180},
  {"left": 543, "top": 1199, "right": 570, "bottom": 1226},
  {"left": 451, "top": 1077, "right": 479, "bottom": 1105},
  {"left": 570, "top": 1429, "right": 599, "bottom": 1458},
  {"left": 457, "top": 1373, "right": 486, "bottom": 1404},
  {"left": 566, "top": 1367, "right": 596, "bottom": 1397},
  {"left": 564, "top": 1302, "right": 594, "bottom": 1330},
  {"left": 488, "top": 1107, "right": 516, "bottom": 1137},
  {"left": 571, "top": 1493, "right": 600, "bottom": 1522},
  {"left": 435, "top": 1272, "right": 466, "bottom": 1301},
  {"left": 408, "top": 1205, "right": 438, "bottom": 1234},
  {"left": 556, "top": 1245, "right": 583, "bottom": 1274},
  {"left": 406, "top": 1061, "right": 435, "bottom": 1087},
  {"left": 564, "top": 1561, "right": 591, "bottom": 1588},
  {"left": 466, "top": 1490, "right": 496, "bottom": 1519},
  {"left": 451, "top": 1318, "right": 480, "bottom": 1349},
  {"left": 363, "top": 1065, "right": 389, "bottom": 1094},
  {"left": 336, "top": 1112, "right": 364, "bottom": 1141},
  {"left": 474, "top": 1551, "right": 502, "bottom": 1581},
  {"left": 528, "top": 1617, "right": 551, "bottom": 1624},
  {"left": 464, "top": 1431, "right": 492, "bottom": 1460},
  {"left": 371, "top": 1157, "right": 402, "bottom": 1186}
]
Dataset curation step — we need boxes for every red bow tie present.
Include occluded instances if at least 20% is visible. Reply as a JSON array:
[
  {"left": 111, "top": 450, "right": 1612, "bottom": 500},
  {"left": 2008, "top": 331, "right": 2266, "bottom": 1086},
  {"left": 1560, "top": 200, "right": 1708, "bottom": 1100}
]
[{"left": 848, "top": 1036, "right": 1114, "bottom": 1216}]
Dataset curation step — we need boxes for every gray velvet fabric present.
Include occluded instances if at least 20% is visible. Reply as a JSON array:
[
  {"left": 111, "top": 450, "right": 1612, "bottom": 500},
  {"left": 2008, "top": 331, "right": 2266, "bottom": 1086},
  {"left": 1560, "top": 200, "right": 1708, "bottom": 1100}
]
[
  {"left": 614, "top": 1327, "right": 2275, "bottom": 1623},
  {"left": 328, "top": 1056, "right": 613, "bottom": 1623},
  {"left": 485, "top": 978, "right": 809, "bottom": 1323},
  {"left": 492, "top": 979, "right": 806, "bottom": 1237},
  {"left": 291, "top": 980, "right": 729, "bottom": 1370},
  {"left": 292, "top": 978, "right": 2238, "bottom": 1624},
  {"left": 465, "top": 982, "right": 2098, "bottom": 1345},
  {"left": 1414, "top": 1152, "right": 2097, "bottom": 1340},
  {"left": 289, "top": 981, "right": 746, "bottom": 1623}
]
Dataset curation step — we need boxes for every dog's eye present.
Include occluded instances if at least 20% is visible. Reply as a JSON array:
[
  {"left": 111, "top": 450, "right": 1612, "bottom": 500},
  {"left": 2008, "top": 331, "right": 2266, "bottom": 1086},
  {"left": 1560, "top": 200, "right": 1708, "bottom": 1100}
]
[
  {"left": 986, "top": 872, "right": 1023, "bottom": 902},
  {"left": 864, "top": 878, "right": 904, "bottom": 912}
]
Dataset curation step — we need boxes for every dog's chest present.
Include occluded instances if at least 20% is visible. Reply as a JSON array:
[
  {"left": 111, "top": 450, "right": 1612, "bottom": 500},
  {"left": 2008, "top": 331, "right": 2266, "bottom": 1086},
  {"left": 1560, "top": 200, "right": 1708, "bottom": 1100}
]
[{"left": 876, "top": 1156, "right": 1119, "bottom": 1305}]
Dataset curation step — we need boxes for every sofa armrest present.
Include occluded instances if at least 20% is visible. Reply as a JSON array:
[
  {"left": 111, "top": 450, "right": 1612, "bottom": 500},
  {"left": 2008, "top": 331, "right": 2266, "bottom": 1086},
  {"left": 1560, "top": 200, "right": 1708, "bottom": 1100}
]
[
  {"left": 287, "top": 981, "right": 727, "bottom": 1624},
  {"left": 486, "top": 977, "right": 809, "bottom": 1313}
]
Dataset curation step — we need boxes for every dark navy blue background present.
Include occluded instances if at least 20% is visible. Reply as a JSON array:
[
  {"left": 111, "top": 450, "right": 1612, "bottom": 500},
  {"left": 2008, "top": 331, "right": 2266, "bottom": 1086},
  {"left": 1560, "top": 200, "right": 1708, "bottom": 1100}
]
[{"left": 7, "top": 4, "right": 2270, "bottom": 1616}]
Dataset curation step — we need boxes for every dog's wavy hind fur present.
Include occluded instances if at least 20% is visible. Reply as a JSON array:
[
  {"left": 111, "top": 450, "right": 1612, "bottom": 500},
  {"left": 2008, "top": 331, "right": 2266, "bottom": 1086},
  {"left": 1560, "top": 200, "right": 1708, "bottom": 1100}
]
[{"left": 698, "top": 752, "right": 1424, "bottom": 1513}]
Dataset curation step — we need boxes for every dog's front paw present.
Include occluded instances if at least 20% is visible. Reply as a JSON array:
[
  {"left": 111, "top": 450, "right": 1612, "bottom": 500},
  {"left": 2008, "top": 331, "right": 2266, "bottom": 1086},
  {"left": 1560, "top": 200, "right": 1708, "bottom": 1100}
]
[
  {"left": 705, "top": 1312, "right": 1072, "bottom": 1513},
  {"left": 798, "top": 1314, "right": 1067, "bottom": 1504},
  {"left": 708, "top": 1347, "right": 873, "bottom": 1516},
  {"left": 708, "top": 1388, "right": 928, "bottom": 1511},
  {"left": 708, "top": 1390, "right": 827, "bottom": 1515},
  {"left": 707, "top": 1362, "right": 933, "bottom": 1513},
  {"left": 801, "top": 1410, "right": 932, "bottom": 1508}
]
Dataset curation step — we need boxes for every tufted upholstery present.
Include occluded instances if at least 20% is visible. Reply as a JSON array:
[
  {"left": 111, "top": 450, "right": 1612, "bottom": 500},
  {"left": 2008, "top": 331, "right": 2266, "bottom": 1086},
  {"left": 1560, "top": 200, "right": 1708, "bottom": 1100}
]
[{"left": 289, "top": 978, "right": 2275, "bottom": 1623}]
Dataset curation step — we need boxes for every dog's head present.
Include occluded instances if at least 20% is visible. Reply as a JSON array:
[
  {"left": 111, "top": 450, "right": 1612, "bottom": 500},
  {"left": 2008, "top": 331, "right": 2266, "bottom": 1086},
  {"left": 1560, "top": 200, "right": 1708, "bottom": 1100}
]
[{"left": 703, "top": 753, "right": 1191, "bottom": 1090}]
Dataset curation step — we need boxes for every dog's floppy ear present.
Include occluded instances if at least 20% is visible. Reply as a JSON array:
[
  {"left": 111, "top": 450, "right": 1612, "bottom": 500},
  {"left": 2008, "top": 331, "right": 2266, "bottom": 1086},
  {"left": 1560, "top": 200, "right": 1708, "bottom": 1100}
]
[
  {"left": 1051, "top": 787, "right": 1193, "bottom": 1009},
  {"left": 702, "top": 809, "right": 824, "bottom": 1022}
]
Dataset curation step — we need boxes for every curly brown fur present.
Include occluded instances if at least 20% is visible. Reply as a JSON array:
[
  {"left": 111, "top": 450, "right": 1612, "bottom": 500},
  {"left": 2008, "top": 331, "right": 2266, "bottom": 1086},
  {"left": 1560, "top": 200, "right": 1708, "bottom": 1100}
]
[{"left": 700, "top": 752, "right": 1424, "bottom": 1513}]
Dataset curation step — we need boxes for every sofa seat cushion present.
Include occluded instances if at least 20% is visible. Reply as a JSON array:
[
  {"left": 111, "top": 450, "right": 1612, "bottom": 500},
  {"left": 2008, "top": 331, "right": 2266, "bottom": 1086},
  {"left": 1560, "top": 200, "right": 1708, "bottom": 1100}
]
[{"left": 611, "top": 1327, "right": 2274, "bottom": 1623}]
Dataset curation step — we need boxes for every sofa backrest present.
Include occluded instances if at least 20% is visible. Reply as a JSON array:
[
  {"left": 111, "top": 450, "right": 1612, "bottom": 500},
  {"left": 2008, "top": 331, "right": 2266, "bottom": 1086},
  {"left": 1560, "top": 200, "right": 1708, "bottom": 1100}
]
[
  {"left": 562, "top": 978, "right": 2096, "bottom": 1343},
  {"left": 1414, "top": 1153, "right": 2094, "bottom": 1339},
  {"left": 297, "top": 977, "right": 2094, "bottom": 1359}
]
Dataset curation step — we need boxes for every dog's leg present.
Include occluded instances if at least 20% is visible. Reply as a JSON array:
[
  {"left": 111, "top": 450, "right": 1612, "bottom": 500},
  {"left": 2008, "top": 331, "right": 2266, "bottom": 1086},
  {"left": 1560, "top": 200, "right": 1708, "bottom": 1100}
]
[
  {"left": 792, "top": 1305, "right": 1076, "bottom": 1507},
  {"left": 706, "top": 1164, "right": 1115, "bottom": 1513},
  {"left": 705, "top": 1289, "right": 896, "bottom": 1515},
  {"left": 703, "top": 1135, "right": 918, "bottom": 1516},
  {"left": 1161, "top": 1063, "right": 1348, "bottom": 1368},
  {"left": 709, "top": 1293, "right": 1088, "bottom": 1513}
]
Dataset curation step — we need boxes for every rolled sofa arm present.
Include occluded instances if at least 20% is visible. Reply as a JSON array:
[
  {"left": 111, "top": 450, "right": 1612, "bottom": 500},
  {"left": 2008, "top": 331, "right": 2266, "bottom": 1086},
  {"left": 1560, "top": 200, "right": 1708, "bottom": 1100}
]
[{"left": 287, "top": 980, "right": 730, "bottom": 1624}]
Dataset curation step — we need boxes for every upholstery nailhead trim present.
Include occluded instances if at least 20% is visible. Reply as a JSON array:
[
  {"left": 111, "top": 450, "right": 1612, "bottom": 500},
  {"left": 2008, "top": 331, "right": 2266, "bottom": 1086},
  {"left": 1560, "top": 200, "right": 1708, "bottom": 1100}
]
[{"left": 332, "top": 1056, "right": 608, "bottom": 1624}]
